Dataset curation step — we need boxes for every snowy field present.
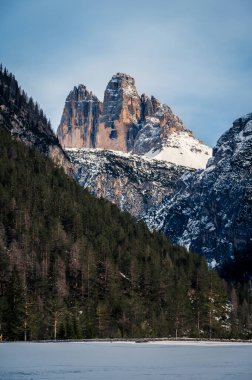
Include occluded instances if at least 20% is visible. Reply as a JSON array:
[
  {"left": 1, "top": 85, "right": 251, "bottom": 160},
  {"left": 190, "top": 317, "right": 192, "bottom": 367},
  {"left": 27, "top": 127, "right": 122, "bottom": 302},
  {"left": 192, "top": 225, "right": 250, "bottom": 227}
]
[{"left": 0, "top": 341, "right": 251, "bottom": 380}]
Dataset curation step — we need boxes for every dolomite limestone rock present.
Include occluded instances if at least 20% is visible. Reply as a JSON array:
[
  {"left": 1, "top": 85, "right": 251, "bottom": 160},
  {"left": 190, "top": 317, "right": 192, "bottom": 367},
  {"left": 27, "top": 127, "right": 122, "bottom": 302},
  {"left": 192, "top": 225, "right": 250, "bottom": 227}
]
[
  {"left": 57, "top": 73, "right": 211, "bottom": 169},
  {"left": 96, "top": 73, "right": 141, "bottom": 152},
  {"left": 57, "top": 84, "right": 102, "bottom": 149}
]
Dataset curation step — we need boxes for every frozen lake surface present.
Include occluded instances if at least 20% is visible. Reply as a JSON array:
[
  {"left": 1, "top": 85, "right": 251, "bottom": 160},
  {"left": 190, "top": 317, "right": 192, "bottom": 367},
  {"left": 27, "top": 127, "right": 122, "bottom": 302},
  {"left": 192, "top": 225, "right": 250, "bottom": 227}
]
[{"left": 0, "top": 341, "right": 251, "bottom": 380}]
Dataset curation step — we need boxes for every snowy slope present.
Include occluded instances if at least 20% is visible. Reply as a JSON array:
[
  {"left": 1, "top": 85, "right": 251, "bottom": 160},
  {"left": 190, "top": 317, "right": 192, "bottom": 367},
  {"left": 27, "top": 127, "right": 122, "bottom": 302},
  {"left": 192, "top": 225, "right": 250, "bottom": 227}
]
[{"left": 144, "top": 131, "right": 212, "bottom": 169}]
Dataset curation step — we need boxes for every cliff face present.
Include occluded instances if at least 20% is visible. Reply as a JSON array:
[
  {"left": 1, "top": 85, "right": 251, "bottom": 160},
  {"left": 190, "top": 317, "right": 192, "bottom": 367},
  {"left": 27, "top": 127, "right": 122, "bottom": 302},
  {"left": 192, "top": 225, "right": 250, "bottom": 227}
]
[
  {"left": 57, "top": 84, "right": 102, "bottom": 149},
  {"left": 144, "top": 113, "right": 252, "bottom": 265},
  {"left": 57, "top": 73, "right": 142, "bottom": 153},
  {"left": 133, "top": 95, "right": 184, "bottom": 155},
  {"left": 66, "top": 148, "right": 192, "bottom": 218},
  {"left": 96, "top": 73, "right": 141, "bottom": 152},
  {"left": 57, "top": 73, "right": 211, "bottom": 167}
]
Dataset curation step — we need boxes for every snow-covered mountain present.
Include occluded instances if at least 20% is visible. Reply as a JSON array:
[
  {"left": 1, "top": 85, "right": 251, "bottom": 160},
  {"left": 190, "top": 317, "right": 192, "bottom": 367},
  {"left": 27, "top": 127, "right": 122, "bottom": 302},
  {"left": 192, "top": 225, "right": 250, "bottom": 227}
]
[
  {"left": 57, "top": 73, "right": 211, "bottom": 169},
  {"left": 60, "top": 72, "right": 209, "bottom": 220},
  {"left": 57, "top": 73, "right": 252, "bottom": 266},
  {"left": 143, "top": 113, "right": 252, "bottom": 266}
]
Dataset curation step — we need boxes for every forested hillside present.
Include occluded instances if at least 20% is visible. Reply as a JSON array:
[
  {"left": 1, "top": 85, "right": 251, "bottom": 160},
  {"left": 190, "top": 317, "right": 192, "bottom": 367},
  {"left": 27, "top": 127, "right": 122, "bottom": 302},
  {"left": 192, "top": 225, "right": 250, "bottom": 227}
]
[
  {"left": 0, "top": 128, "right": 250, "bottom": 341},
  {"left": 0, "top": 65, "right": 72, "bottom": 175}
]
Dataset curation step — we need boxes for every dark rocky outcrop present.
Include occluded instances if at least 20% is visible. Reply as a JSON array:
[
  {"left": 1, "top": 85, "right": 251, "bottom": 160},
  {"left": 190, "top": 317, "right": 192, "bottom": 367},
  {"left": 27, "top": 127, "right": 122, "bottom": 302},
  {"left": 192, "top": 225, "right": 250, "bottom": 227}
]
[{"left": 144, "top": 113, "right": 252, "bottom": 265}]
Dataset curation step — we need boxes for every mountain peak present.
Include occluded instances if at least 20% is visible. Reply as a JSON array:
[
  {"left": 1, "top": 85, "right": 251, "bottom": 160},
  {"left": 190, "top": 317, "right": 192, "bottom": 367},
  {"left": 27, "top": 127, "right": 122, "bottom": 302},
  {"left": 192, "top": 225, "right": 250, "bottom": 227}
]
[
  {"left": 209, "top": 112, "right": 252, "bottom": 168},
  {"left": 57, "top": 74, "right": 211, "bottom": 168},
  {"left": 106, "top": 72, "right": 139, "bottom": 99},
  {"left": 66, "top": 84, "right": 98, "bottom": 102},
  {"left": 111, "top": 72, "right": 135, "bottom": 82},
  {"left": 58, "top": 83, "right": 102, "bottom": 148},
  {"left": 233, "top": 112, "right": 252, "bottom": 126}
]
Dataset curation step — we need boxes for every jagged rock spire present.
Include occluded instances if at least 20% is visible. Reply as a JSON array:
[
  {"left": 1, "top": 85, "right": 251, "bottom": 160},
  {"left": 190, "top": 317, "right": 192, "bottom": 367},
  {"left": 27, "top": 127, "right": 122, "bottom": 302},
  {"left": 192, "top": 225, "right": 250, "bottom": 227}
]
[
  {"left": 57, "top": 84, "right": 102, "bottom": 148},
  {"left": 57, "top": 73, "right": 205, "bottom": 156}
]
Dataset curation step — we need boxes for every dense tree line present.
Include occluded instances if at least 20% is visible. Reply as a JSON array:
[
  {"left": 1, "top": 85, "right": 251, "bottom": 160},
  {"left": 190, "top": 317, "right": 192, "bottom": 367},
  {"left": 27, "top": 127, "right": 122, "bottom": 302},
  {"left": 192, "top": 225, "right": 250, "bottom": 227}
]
[{"left": 0, "top": 128, "right": 251, "bottom": 341}]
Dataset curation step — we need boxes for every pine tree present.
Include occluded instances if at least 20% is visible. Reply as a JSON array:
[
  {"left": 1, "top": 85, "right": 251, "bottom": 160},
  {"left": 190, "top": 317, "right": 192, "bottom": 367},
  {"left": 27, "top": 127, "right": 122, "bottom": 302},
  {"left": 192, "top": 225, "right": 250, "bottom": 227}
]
[{"left": 5, "top": 266, "right": 26, "bottom": 340}]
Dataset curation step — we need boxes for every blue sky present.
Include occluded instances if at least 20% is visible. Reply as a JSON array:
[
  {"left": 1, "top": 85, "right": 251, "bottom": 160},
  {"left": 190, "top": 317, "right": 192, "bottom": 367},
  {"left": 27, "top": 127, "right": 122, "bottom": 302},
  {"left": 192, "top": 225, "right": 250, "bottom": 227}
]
[{"left": 1, "top": 0, "right": 251, "bottom": 146}]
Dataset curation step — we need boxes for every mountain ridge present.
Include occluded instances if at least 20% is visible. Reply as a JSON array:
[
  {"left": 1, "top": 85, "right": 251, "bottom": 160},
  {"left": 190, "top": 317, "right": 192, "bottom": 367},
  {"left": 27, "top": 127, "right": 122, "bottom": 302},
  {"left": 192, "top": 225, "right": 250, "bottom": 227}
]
[{"left": 143, "top": 113, "right": 252, "bottom": 265}]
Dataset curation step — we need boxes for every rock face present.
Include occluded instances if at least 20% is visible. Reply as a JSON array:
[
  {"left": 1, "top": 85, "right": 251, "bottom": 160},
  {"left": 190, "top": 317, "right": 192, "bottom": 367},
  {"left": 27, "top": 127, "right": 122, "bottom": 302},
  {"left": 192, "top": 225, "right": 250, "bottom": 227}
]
[
  {"left": 143, "top": 113, "right": 252, "bottom": 265},
  {"left": 57, "top": 84, "right": 102, "bottom": 149},
  {"left": 66, "top": 148, "right": 192, "bottom": 219},
  {"left": 133, "top": 96, "right": 184, "bottom": 154},
  {"left": 57, "top": 73, "right": 142, "bottom": 152},
  {"left": 96, "top": 73, "right": 141, "bottom": 152},
  {"left": 57, "top": 73, "right": 211, "bottom": 168}
]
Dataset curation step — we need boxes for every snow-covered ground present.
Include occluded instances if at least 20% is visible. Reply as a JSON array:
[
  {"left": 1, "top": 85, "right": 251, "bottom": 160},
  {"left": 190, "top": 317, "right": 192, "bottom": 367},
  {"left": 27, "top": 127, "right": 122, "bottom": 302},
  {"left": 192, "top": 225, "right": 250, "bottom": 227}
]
[
  {"left": 0, "top": 342, "right": 251, "bottom": 380},
  {"left": 146, "top": 340, "right": 252, "bottom": 346}
]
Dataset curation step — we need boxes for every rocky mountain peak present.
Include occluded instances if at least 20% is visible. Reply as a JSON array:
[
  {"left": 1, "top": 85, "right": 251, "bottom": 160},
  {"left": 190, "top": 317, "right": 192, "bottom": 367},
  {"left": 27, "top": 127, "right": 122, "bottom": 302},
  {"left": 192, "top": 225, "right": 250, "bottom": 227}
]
[
  {"left": 57, "top": 73, "right": 211, "bottom": 169},
  {"left": 95, "top": 72, "right": 141, "bottom": 152},
  {"left": 102, "top": 73, "right": 140, "bottom": 122},
  {"left": 66, "top": 84, "right": 97, "bottom": 102},
  {"left": 110, "top": 72, "right": 137, "bottom": 90},
  {"left": 208, "top": 113, "right": 252, "bottom": 168},
  {"left": 57, "top": 83, "right": 102, "bottom": 149}
]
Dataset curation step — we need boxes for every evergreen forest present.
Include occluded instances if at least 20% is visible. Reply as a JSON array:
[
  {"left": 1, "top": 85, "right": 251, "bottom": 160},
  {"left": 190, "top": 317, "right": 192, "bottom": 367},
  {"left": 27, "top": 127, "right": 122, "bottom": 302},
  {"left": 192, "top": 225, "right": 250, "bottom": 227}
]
[{"left": 0, "top": 128, "right": 251, "bottom": 341}]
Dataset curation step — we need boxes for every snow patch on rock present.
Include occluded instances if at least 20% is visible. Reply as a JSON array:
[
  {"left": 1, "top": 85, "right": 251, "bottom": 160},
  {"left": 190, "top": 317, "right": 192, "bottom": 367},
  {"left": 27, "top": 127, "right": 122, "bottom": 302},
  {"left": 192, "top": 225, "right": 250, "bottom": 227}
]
[{"left": 145, "top": 131, "right": 212, "bottom": 169}]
